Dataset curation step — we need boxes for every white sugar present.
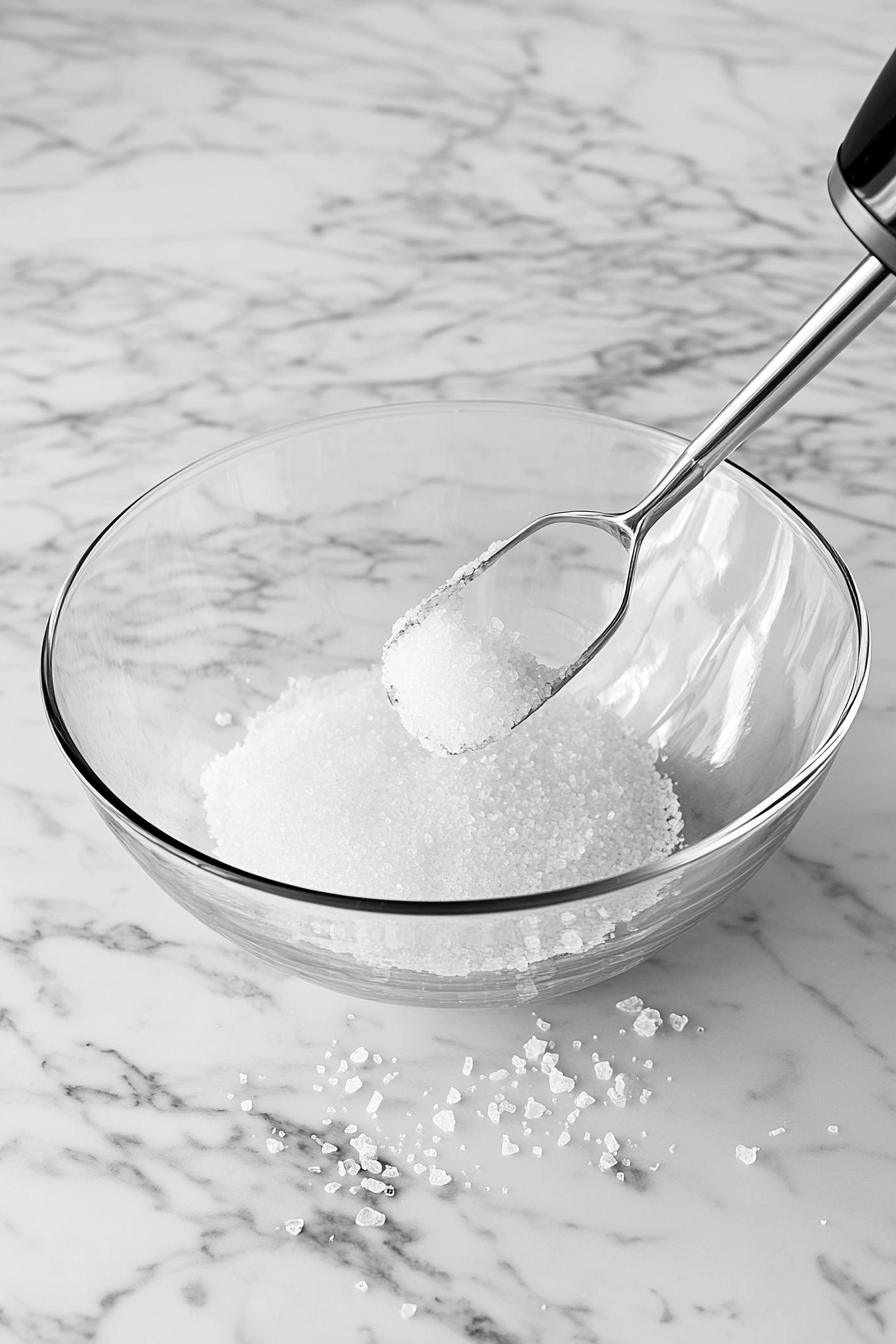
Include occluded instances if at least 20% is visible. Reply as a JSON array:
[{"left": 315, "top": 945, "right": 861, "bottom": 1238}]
[
  {"left": 202, "top": 668, "right": 682, "bottom": 907},
  {"left": 382, "top": 596, "right": 561, "bottom": 756}
]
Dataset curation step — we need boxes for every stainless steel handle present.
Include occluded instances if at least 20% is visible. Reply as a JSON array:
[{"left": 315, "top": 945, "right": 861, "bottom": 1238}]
[{"left": 628, "top": 253, "right": 896, "bottom": 533}]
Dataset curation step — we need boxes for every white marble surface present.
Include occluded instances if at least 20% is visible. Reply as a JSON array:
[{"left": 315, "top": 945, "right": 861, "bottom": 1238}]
[{"left": 5, "top": 0, "right": 896, "bottom": 1339}]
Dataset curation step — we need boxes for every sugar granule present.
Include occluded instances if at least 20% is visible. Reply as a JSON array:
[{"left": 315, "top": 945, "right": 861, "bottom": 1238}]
[
  {"left": 616, "top": 997, "right": 644, "bottom": 1014},
  {"left": 355, "top": 1281, "right": 368, "bottom": 1293},
  {"left": 202, "top": 670, "right": 682, "bottom": 928},
  {"left": 284, "top": 1219, "right": 304, "bottom": 1236},
  {"left": 355, "top": 1207, "right": 386, "bottom": 1227},
  {"left": 669, "top": 1013, "right": 688, "bottom": 1032},
  {"left": 735, "top": 1145, "right": 759, "bottom": 1165},
  {"left": 633, "top": 1009, "right": 662, "bottom": 1038},
  {"left": 400, "top": 1304, "right": 417, "bottom": 1320}
]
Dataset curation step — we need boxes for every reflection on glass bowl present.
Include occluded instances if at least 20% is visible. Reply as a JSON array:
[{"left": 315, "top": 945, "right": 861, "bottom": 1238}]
[{"left": 41, "top": 402, "right": 869, "bottom": 1007}]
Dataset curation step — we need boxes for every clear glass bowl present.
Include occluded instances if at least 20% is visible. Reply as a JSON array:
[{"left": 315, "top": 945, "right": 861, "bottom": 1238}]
[{"left": 41, "top": 402, "right": 869, "bottom": 1007}]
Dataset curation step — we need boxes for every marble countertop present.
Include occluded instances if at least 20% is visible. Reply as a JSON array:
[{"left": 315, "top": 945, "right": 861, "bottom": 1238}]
[{"left": 5, "top": 0, "right": 896, "bottom": 1339}]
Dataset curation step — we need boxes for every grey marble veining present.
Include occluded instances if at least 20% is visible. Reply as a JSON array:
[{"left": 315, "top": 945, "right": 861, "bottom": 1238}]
[{"left": 4, "top": 0, "right": 896, "bottom": 1339}]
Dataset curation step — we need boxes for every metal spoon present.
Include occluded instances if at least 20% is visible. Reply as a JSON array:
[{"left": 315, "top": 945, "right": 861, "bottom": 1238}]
[{"left": 385, "top": 49, "right": 896, "bottom": 752}]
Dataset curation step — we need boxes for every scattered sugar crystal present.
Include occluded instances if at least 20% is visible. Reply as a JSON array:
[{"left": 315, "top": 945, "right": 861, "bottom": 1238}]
[
  {"left": 429, "top": 1167, "right": 452, "bottom": 1186},
  {"left": 433, "top": 1110, "right": 455, "bottom": 1133},
  {"left": 381, "top": 575, "right": 562, "bottom": 755},
  {"left": 215, "top": 711, "right": 233, "bottom": 726},
  {"left": 557, "top": 1131, "right": 571, "bottom": 1148},
  {"left": 324, "top": 1182, "right": 342, "bottom": 1194},
  {"left": 575, "top": 1092, "right": 596, "bottom": 1108},
  {"left": 735, "top": 1145, "right": 759, "bottom": 1165},
  {"left": 540, "top": 1054, "right": 559, "bottom": 1075},
  {"left": 446, "top": 1087, "right": 461, "bottom": 1105},
  {"left": 524, "top": 1098, "right": 547, "bottom": 1120},
  {"left": 769, "top": 1127, "right": 786, "bottom": 1137},
  {"left": 524, "top": 1037, "right": 547, "bottom": 1061},
  {"left": 400, "top": 1304, "right": 417, "bottom": 1320},
  {"left": 566, "top": 1109, "right": 580, "bottom": 1124},
  {"left": 511, "top": 1056, "right": 527, "bottom": 1074},
  {"left": 413, "top": 1162, "right": 427, "bottom": 1174},
  {"left": 383, "top": 1072, "right": 399, "bottom": 1084},
  {"left": 284, "top": 1219, "right": 304, "bottom": 1236},
  {"left": 640, "top": 1089, "right": 652, "bottom": 1104},
  {"left": 633, "top": 1009, "right": 662, "bottom": 1037},
  {"left": 373, "top": 1054, "right": 383, "bottom": 1064},
  {"left": 201, "top": 670, "right": 683, "bottom": 947},
  {"left": 828, "top": 1125, "right": 839, "bottom": 1133},
  {"left": 356, "top": 1207, "right": 386, "bottom": 1227},
  {"left": 547, "top": 1068, "right": 575, "bottom": 1094},
  {"left": 336, "top": 1060, "right": 348, "bottom": 1074},
  {"left": 266, "top": 1137, "right": 285, "bottom": 1154},
  {"left": 462, "top": 1057, "right": 474, "bottom": 1076},
  {"left": 350, "top": 1047, "right": 369, "bottom": 1064},
  {"left": 355, "top": 1281, "right": 368, "bottom": 1293},
  {"left": 321, "top": 1142, "right": 338, "bottom": 1155},
  {"left": 239, "top": 1072, "right": 248, "bottom": 1084},
  {"left": 361, "top": 1177, "right": 388, "bottom": 1193},
  {"left": 489, "top": 1070, "right": 509, "bottom": 1082},
  {"left": 532, "top": 1146, "right": 543, "bottom": 1156},
  {"left": 604, "top": 1132, "right": 620, "bottom": 1153},
  {"left": 240, "top": 1100, "right": 252, "bottom": 1112},
  {"left": 487, "top": 1102, "right": 501, "bottom": 1125},
  {"left": 536, "top": 1019, "right": 551, "bottom": 1031},
  {"left": 345, "top": 1077, "right": 362, "bottom": 1094},
  {"left": 593, "top": 1061, "right": 613, "bottom": 1081},
  {"left": 616, "top": 997, "right": 644, "bottom": 1013},
  {"left": 669, "top": 1013, "right": 689, "bottom": 1032},
  {"left": 366, "top": 1091, "right": 384, "bottom": 1115},
  {"left": 501, "top": 1135, "right": 520, "bottom": 1156},
  {"left": 598, "top": 1152, "right": 617, "bottom": 1172}
]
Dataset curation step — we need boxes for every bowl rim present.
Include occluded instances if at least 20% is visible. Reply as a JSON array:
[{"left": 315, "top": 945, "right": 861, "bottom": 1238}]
[{"left": 40, "top": 399, "right": 871, "bottom": 918}]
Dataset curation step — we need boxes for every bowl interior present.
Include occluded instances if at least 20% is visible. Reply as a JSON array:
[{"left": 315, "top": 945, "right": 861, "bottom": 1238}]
[{"left": 46, "top": 402, "right": 863, "bottom": 890}]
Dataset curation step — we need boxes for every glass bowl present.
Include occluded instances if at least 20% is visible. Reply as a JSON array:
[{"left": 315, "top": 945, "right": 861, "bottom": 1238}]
[{"left": 41, "top": 402, "right": 869, "bottom": 1008}]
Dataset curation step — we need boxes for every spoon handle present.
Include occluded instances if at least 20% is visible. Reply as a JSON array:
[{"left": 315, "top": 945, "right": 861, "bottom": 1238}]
[
  {"left": 628, "top": 252, "right": 896, "bottom": 534},
  {"left": 628, "top": 45, "right": 896, "bottom": 534}
]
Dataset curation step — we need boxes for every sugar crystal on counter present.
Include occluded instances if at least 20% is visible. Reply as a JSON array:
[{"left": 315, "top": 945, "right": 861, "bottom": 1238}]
[{"left": 355, "top": 1207, "right": 386, "bottom": 1227}]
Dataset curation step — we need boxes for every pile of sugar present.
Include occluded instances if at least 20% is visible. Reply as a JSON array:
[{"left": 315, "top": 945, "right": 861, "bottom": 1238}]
[
  {"left": 382, "top": 601, "right": 560, "bottom": 755},
  {"left": 201, "top": 667, "right": 682, "bottom": 900}
]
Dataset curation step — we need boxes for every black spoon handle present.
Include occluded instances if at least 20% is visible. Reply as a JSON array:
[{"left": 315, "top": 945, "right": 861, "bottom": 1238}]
[{"left": 830, "top": 50, "right": 896, "bottom": 272}]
